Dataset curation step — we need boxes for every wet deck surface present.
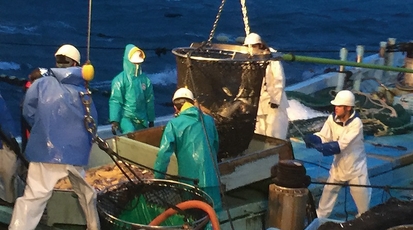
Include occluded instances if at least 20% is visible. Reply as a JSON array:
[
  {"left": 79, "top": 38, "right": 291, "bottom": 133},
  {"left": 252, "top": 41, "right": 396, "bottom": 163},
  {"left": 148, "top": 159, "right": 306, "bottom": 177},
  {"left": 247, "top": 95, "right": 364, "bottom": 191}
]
[{"left": 1, "top": 133, "right": 413, "bottom": 228}]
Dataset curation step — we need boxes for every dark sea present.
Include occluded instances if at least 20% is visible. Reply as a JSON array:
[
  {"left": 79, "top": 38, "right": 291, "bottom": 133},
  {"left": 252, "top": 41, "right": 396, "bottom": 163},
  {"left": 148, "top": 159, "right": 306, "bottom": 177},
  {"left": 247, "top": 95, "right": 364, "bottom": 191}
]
[{"left": 1, "top": 0, "right": 413, "bottom": 132}]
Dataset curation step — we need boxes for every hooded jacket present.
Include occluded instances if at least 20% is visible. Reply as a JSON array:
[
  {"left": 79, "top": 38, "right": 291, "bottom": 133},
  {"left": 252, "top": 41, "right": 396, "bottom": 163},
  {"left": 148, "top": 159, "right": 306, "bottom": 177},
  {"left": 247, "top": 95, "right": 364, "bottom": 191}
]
[
  {"left": 153, "top": 105, "right": 221, "bottom": 210},
  {"left": 315, "top": 111, "right": 368, "bottom": 181},
  {"left": 154, "top": 105, "right": 220, "bottom": 187},
  {"left": 109, "top": 44, "right": 155, "bottom": 131},
  {"left": 22, "top": 67, "right": 97, "bottom": 166},
  {"left": 0, "top": 93, "right": 18, "bottom": 149}
]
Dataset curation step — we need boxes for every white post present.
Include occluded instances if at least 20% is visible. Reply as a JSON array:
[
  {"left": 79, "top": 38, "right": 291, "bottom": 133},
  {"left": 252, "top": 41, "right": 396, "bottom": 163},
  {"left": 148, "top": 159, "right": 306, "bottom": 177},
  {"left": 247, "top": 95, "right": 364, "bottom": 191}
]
[
  {"left": 336, "top": 48, "right": 348, "bottom": 91},
  {"left": 385, "top": 38, "right": 396, "bottom": 67},
  {"left": 384, "top": 38, "right": 396, "bottom": 79},
  {"left": 353, "top": 45, "right": 364, "bottom": 91},
  {"left": 374, "top": 41, "right": 387, "bottom": 81}
]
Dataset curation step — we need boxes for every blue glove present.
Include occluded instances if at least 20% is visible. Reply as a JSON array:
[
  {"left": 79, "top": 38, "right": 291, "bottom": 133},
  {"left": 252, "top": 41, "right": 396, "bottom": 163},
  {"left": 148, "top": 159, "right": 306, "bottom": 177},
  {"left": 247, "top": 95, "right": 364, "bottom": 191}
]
[
  {"left": 303, "top": 134, "right": 322, "bottom": 148},
  {"left": 314, "top": 141, "right": 341, "bottom": 156}
]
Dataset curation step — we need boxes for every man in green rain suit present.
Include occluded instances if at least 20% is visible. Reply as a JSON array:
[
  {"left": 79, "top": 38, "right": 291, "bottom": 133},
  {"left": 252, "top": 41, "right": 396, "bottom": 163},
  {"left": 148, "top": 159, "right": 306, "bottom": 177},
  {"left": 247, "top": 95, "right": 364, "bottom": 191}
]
[
  {"left": 109, "top": 44, "right": 155, "bottom": 134},
  {"left": 153, "top": 88, "right": 222, "bottom": 212}
]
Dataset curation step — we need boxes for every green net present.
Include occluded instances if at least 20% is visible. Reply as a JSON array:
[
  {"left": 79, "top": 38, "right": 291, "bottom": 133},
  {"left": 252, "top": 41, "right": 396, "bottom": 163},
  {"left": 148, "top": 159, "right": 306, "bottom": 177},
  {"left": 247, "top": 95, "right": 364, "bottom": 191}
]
[
  {"left": 97, "top": 179, "right": 212, "bottom": 230},
  {"left": 287, "top": 88, "right": 413, "bottom": 136},
  {"left": 116, "top": 196, "right": 193, "bottom": 227}
]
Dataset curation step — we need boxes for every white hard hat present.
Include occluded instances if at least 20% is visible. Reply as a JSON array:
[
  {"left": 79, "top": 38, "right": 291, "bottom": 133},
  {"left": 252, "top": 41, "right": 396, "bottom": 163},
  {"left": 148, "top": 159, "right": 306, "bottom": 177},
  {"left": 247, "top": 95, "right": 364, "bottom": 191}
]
[
  {"left": 173, "top": 87, "right": 194, "bottom": 102},
  {"left": 243, "top": 33, "right": 262, "bottom": 45},
  {"left": 331, "top": 90, "right": 355, "bottom": 106},
  {"left": 128, "top": 47, "right": 146, "bottom": 64},
  {"left": 55, "top": 44, "right": 81, "bottom": 64}
]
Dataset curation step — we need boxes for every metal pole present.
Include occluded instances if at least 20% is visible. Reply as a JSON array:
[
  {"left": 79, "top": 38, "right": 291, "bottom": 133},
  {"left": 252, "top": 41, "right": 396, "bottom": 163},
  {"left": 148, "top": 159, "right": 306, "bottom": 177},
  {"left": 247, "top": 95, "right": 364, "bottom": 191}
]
[
  {"left": 353, "top": 45, "right": 364, "bottom": 91},
  {"left": 280, "top": 54, "right": 413, "bottom": 74},
  {"left": 336, "top": 48, "right": 348, "bottom": 91}
]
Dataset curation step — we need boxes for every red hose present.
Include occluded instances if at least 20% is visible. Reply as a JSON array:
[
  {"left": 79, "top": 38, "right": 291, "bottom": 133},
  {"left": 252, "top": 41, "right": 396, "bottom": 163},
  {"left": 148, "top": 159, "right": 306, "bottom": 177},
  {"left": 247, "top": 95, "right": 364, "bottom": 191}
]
[{"left": 149, "top": 200, "right": 220, "bottom": 230}]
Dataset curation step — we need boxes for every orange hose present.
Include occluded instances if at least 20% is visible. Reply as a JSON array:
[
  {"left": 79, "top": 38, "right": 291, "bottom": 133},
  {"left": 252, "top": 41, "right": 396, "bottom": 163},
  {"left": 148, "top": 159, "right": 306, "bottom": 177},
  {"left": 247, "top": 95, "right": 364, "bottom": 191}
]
[{"left": 149, "top": 200, "right": 220, "bottom": 230}]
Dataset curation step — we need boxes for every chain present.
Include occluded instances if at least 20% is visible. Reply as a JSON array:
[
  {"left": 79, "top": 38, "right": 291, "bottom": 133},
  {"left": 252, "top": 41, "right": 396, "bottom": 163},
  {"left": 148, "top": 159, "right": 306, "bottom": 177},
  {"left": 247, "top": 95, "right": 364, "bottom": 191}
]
[
  {"left": 207, "top": 0, "right": 226, "bottom": 44},
  {"left": 79, "top": 90, "right": 111, "bottom": 152},
  {"left": 240, "top": 0, "right": 250, "bottom": 36}
]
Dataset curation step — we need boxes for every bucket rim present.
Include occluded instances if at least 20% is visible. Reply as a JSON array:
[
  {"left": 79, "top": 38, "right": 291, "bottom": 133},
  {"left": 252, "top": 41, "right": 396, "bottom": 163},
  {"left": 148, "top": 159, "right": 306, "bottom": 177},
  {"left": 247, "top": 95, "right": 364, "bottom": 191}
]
[{"left": 172, "top": 42, "right": 272, "bottom": 62}]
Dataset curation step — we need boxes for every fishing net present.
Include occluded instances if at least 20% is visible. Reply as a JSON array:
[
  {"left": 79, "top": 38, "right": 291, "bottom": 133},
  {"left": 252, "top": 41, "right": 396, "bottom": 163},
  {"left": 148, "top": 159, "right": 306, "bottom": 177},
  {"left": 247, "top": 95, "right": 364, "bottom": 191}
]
[
  {"left": 318, "top": 198, "right": 413, "bottom": 230},
  {"left": 172, "top": 43, "right": 270, "bottom": 160},
  {"left": 286, "top": 87, "right": 413, "bottom": 136},
  {"left": 97, "top": 179, "right": 213, "bottom": 230}
]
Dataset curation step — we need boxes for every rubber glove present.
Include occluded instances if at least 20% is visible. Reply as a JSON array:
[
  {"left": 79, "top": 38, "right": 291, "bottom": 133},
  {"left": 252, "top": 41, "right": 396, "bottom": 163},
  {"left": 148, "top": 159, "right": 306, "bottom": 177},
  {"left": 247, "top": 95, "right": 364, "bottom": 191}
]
[
  {"left": 303, "top": 134, "right": 321, "bottom": 148},
  {"left": 111, "top": 121, "right": 119, "bottom": 135},
  {"left": 314, "top": 141, "right": 341, "bottom": 156}
]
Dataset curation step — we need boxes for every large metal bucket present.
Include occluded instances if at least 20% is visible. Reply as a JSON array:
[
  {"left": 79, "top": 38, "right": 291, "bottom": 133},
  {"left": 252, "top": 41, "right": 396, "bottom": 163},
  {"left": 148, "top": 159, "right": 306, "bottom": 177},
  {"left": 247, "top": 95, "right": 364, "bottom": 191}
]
[
  {"left": 267, "top": 184, "right": 309, "bottom": 230},
  {"left": 172, "top": 43, "right": 270, "bottom": 160}
]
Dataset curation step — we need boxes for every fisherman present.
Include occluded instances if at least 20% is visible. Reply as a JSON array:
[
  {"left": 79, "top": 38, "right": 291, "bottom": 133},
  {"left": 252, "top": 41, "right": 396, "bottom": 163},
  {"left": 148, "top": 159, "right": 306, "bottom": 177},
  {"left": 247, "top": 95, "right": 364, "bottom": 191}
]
[
  {"left": 153, "top": 87, "right": 222, "bottom": 212},
  {"left": 244, "top": 33, "right": 290, "bottom": 139},
  {"left": 303, "top": 90, "right": 371, "bottom": 218},
  {"left": 109, "top": 44, "right": 155, "bottom": 135},
  {"left": 21, "top": 68, "right": 43, "bottom": 153},
  {"left": 9, "top": 44, "right": 101, "bottom": 230},
  {"left": 0, "top": 92, "right": 20, "bottom": 205}
]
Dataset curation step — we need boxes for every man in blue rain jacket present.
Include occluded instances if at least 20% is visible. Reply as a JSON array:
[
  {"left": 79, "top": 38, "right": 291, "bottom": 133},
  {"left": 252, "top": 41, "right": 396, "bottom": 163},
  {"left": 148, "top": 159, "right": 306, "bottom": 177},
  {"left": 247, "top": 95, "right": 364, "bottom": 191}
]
[
  {"left": 9, "top": 44, "right": 100, "bottom": 230},
  {"left": 109, "top": 44, "right": 155, "bottom": 134},
  {"left": 153, "top": 88, "right": 222, "bottom": 212}
]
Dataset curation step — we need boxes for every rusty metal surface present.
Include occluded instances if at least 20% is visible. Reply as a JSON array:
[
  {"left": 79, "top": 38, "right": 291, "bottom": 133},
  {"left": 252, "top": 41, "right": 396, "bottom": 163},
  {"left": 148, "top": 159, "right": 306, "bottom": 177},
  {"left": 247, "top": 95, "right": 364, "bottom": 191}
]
[{"left": 127, "top": 126, "right": 164, "bottom": 147}]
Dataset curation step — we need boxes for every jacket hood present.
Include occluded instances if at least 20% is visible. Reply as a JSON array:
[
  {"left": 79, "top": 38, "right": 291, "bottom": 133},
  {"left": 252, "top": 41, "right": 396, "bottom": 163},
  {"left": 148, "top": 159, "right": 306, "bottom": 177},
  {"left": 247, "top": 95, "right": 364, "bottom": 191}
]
[
  {"left": 123, "top": 44, "right": 143, "bottom": 78},
  {"left": 50, "top": 67, "right": 84, "bottom": 86},
  {"left": 178, "top": 106, "right": 201, "bottom": 120}
]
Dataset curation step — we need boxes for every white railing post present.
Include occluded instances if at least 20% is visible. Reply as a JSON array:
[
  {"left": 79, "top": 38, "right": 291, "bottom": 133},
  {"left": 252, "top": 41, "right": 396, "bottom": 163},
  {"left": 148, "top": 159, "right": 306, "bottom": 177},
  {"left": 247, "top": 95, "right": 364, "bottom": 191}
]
[
  {"left": 336, "top": 48, "right": 348, "bottom": 91},
  {"left": 353, "top": 45, "right": 364, "bottom": 91}
]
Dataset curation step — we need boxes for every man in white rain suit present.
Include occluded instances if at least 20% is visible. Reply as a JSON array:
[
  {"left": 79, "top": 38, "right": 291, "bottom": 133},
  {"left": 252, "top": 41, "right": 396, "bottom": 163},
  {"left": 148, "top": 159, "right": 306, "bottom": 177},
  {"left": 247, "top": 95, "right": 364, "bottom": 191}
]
[
  {"left": 244, "top": 33, "right": 290, "bottom": 139},
  {"left": 304, "top": 90, "right": 371, "bottom": 218}
]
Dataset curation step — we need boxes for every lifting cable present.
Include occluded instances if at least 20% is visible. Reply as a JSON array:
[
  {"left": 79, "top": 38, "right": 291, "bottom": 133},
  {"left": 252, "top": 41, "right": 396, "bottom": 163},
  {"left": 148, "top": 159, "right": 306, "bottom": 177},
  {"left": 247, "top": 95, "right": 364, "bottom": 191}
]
[
  {"left": 312, "top": 180, "right": 413, "bottom": 221},
  {"left": 206, "top": 0, "right": 226, "bottom": 45},
  {"left": 183, "top": 51, "right": 235, "bottom": 230},
  {"left": 0, "top": 41, "right": 383, "bottom": 57},
  {"left": 79, "top": 0, "right": 206, "bottom": 226},
  {"left": 240, "top": 0, "right": 250, "bottom": 36}
]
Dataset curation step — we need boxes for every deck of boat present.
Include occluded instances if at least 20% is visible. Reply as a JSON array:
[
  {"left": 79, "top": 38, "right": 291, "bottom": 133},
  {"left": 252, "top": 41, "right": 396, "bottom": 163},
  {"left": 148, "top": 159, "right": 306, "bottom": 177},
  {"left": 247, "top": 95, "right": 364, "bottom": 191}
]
[{"left": 293, "top": 132, "right": 413, "bottom": 222}]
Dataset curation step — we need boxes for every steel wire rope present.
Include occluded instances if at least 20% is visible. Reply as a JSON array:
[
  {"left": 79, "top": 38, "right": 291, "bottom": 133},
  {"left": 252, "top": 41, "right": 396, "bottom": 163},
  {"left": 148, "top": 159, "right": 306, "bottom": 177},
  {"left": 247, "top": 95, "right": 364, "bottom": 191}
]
[
  {"left": 311, "top": 180, "right": 413, "bottom": 191},
  {"left": 80, "top": 1, "right": 198, "bottom": 226},
  {"left": 182, "top": 50, "right": 235, "bottom": 230},
  {"left": 86, "top": 0, "right": 92, "bottom": 62},
  {"left": 0, "top": 39, "right": 391, "bottom": 53},
  {"left": 83, "top": 96, "right": 199, "bottom": 228},
  {"left": 240, "top": 0, "right": 250, "bottom": 36},
  {"left": 312, "top": 180, "right": 413, "bottom": 220},
  {"left": 206, "top": 0, "right": 226, "bottom": 45}
]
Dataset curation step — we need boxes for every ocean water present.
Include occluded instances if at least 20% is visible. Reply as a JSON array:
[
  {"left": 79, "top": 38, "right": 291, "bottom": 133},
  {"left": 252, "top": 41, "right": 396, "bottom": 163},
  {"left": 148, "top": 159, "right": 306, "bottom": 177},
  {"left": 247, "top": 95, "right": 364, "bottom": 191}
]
[{"left": 1, "top": 0, "right": 413, "bottom": 132}]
